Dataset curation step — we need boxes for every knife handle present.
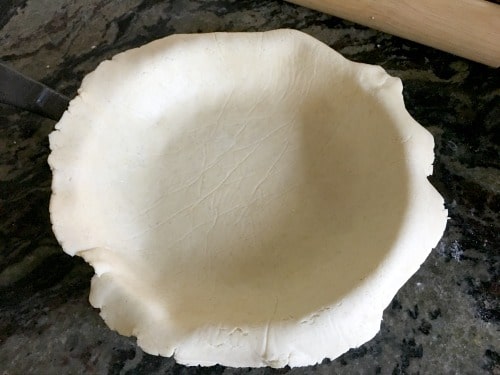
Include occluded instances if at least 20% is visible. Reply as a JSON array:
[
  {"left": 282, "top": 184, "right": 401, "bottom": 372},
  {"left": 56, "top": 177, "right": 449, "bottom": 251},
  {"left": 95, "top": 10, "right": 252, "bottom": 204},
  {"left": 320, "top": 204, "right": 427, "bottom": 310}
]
[{"left": 0, "top": 62, "right": 70, "bottom": 121}]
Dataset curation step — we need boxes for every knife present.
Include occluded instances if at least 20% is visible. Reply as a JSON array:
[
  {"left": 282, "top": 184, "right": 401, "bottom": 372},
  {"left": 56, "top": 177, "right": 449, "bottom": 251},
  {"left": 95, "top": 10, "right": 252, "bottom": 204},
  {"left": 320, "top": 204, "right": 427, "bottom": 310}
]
[{"left": 0, "top": 62, "right": 70, "bottom": 121}]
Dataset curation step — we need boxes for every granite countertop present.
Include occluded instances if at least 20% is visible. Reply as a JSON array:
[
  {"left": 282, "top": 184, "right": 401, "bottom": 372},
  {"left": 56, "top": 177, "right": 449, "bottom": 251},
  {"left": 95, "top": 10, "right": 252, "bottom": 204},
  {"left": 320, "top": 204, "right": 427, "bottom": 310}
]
[{"left": 0, "top": 1, "right": 498, "bottom": 374}]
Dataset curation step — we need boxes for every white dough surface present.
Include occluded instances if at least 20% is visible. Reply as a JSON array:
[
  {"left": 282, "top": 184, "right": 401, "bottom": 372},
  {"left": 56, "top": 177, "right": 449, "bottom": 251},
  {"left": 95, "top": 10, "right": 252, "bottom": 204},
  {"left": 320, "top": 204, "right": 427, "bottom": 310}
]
[{"left": 48, "top": 29, "right": 448, "bottom": 367}]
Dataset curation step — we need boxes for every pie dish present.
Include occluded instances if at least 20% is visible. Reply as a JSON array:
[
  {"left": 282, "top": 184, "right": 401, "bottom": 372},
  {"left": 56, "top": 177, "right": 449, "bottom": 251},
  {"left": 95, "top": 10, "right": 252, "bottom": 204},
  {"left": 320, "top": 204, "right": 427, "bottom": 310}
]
[{"left": 48, "top": 29, "right": 447, "bottom": 367}]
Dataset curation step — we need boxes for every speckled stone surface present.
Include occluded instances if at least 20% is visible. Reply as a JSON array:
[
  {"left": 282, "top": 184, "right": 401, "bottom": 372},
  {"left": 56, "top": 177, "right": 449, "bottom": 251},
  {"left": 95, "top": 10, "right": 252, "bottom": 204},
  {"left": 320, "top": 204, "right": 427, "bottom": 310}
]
[{"left": 0, "top": 1, "right": 499, "bottom": 374}]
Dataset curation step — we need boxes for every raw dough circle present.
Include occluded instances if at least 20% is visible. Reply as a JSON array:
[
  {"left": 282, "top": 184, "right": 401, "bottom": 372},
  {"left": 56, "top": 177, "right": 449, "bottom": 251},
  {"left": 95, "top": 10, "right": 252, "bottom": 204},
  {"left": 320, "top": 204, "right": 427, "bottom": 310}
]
[{"left": 49, "top": 29, "right": 447, "bottom": 368}]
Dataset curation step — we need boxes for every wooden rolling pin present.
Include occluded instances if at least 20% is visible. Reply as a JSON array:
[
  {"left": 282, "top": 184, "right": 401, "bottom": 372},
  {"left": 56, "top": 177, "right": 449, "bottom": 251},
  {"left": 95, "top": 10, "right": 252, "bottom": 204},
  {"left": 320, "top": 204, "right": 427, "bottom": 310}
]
[{"left": 287, "top": 0, "right": 500, "bottom": 67}]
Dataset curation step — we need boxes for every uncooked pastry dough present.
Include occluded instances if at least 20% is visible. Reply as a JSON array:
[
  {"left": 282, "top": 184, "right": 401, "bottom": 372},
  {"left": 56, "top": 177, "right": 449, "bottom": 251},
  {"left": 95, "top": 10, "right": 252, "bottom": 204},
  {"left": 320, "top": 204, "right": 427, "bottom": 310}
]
[{"left": 48, "top": 29, "right": 447, "bottom": 368}]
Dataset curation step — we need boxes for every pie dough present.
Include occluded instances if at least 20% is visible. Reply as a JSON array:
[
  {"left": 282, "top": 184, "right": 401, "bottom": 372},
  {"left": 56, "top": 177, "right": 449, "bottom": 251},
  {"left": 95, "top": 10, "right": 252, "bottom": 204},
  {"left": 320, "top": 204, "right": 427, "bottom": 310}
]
[{"left": 48, "top": 29, "right": 447, "bottom": 367}]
